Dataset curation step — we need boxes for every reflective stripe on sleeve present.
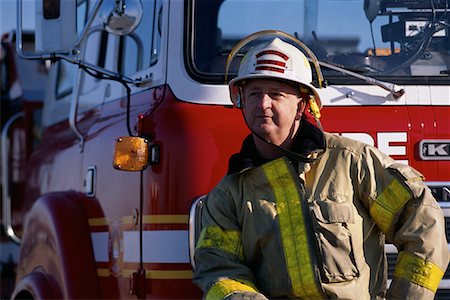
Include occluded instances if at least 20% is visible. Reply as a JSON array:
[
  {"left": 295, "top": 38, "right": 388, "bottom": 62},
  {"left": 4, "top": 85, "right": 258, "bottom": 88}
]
[
  {"left": 206, "top": 278, "right": 259, "bottom": 300},
  {"left": 394, "top": 252, "right": 444, "bottom": 293},
  {"left": 262, "top": 158, "right": 323, "bottom": 298},
  {"left": 196, "top": 226, "right": 244, "bottom": 260},
  {"left": 369, "top": 179, "right": 411, "bottom": 233}
]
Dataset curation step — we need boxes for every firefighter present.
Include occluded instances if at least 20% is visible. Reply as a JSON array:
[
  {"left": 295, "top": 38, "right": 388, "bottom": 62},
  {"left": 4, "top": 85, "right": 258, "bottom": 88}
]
[{"left": 192, "top": 36, "right": 449, "bottom": 299}]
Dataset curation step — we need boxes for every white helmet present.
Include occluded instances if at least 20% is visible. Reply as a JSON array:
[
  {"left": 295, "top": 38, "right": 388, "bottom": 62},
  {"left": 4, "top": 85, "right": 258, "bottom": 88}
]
[{"left": 229, "top": 37, "right": 322, "bottom": 110}]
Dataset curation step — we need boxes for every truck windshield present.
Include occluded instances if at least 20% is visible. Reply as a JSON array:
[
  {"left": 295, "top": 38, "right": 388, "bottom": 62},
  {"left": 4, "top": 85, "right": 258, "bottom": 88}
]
[{"left": 190, "top": 0, "right": 450, "bottom": 85}]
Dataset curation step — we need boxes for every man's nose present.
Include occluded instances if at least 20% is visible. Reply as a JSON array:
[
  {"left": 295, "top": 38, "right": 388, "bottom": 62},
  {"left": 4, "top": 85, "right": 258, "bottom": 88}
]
[{"left": 258, "top": 93, "right": 272, "bottom": 110}]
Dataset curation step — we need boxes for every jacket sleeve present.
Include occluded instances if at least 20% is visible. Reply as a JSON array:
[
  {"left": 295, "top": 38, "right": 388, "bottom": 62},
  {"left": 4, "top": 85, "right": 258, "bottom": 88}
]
[
  {"left": 358, "top": 146, "right": 449, "bottom": 299},
  {"left": 192, "top": 178, "right": 268, "bottom": 300}
]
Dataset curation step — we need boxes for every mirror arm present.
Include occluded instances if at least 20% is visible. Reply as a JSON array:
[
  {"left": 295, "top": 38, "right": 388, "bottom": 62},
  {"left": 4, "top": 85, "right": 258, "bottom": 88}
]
[
  {"left": 73, "top": 0, "right": 105, "bottom": 50},
  {"left": 74, "top": 60, "right": 135, "bottom": 84},
  {"left": 72, "top": 58, "right": 150, "bottom": 86}
]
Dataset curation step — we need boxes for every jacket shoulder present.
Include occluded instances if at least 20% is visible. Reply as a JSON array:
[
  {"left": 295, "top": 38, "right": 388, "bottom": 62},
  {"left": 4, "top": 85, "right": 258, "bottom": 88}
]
[
  {"left": 323, "top": 132, "right": 370, "bottom": 155},
  {"left": 323, "top": 132, "right": 398, "bottom": 169}
]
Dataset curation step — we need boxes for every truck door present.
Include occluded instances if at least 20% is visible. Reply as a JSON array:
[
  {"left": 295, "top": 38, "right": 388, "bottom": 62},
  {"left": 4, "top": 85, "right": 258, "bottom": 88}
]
[{"left": 80, "top": 0, "right": 166, "bottom": 297}]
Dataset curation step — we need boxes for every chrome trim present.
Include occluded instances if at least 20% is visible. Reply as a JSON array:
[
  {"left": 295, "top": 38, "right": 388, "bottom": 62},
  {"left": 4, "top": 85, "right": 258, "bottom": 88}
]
[
  {"left": 385, "top": 244, "right": 398, "bottom": 253},
  {"left": 86, "top": 166, "right": 97, "bottom": 197},
  {"left": 426, "top": 181, "right": 450, "bottom": 187},
  {"left": 438, "top": 279, "right": 450, "bottom": 289},
  {"left": 188, "top": 195, "right": 206, "bottom": 270},
  {"left": 386, "top": 244, "right": 450, "bottom": 254},
  {"left": 70, "top": 60, "right": 86, "bottom": 151},
  {"left": 387, "top": 279, "right": 450, "bottom": 289},
  {"left": 425, "top": 181, "right": 450, "bottom": 204},
  {"left": 419, "top": 140, "right": 450, "bottom": 161},
  {"left": 1, "top": 113, "right": 24, "bottom": 244}
]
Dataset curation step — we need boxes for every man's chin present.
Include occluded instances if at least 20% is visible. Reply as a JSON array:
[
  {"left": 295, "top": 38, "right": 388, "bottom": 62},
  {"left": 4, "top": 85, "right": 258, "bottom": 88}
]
[{"left": 252, "top": 130, "right": 273, "bottom": 143}]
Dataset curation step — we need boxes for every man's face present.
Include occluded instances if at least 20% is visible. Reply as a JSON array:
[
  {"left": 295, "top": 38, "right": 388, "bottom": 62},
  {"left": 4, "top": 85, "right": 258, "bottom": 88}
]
[{"left": 241, "top": 79, "right": 306, "bottom": 146}]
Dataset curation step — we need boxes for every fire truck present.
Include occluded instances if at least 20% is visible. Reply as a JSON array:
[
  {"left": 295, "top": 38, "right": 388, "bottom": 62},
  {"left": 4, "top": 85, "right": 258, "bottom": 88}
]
[{"left": 2, "top": 0, "right": 449, "bottom": 299}]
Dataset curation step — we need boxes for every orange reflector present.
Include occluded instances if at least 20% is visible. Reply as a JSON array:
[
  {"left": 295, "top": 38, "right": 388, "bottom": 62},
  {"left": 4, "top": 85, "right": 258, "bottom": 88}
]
[{"left": 113, "top": 136, "right": 149, "bottom": 171}]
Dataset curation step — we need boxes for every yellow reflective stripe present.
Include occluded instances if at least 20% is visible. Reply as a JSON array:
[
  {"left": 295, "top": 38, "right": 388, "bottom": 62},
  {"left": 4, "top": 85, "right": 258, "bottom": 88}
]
[
  {"left": 206, "top": 278, "right": 258, "bottom": 300},
  {"left": 89, "top": 215, "right": 188, "bottom": 226},
  {"left": 394, "top": 252, "right": 444, "bottom": 293},
  {"left": 262, "top": 158, "right": 322, "bottom": 298},
  {"left": 145, "top": 270, "right": 193, "bottom": 279},
  {"left": 369, "top": 179, "right": 411, "bottom": 233},
  {"left": 196, "top": 226, "right": 244, "bottom": 260},
  {"left": 96, "top": 268, "right": 193, "bottom": 279}
]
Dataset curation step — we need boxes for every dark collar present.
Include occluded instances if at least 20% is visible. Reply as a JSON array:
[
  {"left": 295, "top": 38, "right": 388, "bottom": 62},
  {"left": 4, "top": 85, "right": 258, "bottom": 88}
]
[{"left": 227, "top": 119, "right": 326, "bottom": 174}]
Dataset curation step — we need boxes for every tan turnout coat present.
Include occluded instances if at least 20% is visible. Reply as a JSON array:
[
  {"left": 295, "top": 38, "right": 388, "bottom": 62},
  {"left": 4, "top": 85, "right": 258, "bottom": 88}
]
[{"left": 193, "top": 125, "right": 448, "bottom": 300}]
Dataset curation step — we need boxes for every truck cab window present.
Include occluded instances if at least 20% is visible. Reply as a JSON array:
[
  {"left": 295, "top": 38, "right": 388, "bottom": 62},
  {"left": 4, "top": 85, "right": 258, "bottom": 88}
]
[
  {"left": 120, "top": 34, "right": 142, "bottom": 75},
  {"left": 190, "top": 0, "right": 450, "bottom": 85},
  {"left": 55, "top": 0, "right": 88, "bottom": 99},
  {"left": 77, "top": 0, "right": 88, "bottom": 34},
  {"left": 80, "top": 30, "right": 108, "bottom": 95}
]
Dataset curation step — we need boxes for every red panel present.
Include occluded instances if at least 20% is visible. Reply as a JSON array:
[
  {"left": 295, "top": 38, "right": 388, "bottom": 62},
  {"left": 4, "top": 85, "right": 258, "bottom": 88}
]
[
  {"left": 133, "top": 88, "right": 249, "bottom": 216},
  {"left": 321, "top": 105, "right": 449, "bottom": 181}
]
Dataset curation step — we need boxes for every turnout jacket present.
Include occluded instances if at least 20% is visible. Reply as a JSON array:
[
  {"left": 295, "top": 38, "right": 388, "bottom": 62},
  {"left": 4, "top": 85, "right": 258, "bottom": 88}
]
[{"left": 193, "top": 120, "right": 448, "bottom": 299}]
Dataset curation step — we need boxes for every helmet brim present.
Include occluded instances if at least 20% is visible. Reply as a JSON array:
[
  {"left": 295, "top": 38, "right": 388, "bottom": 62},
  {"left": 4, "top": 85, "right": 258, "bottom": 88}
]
[{"left": 229, "top": 75, "right": 322, "bottom": 109}]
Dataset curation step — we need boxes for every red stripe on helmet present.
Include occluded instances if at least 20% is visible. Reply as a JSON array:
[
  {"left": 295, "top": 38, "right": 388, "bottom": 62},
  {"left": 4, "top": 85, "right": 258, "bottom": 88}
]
[
  {"left": 256, "top": 59, "right": 286, "bottom": 67},
  {"left": 255, "top": 66, "right": 285, "bottom": 73},
  {"left": 256, "top": 50, "right": 289, "bottom": 60}
]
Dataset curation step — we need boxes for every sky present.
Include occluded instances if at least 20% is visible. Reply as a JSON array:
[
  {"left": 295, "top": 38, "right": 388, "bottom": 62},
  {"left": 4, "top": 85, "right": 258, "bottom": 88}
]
[{"left": 1, "top": 0, "right": 35, "bottom": 35}]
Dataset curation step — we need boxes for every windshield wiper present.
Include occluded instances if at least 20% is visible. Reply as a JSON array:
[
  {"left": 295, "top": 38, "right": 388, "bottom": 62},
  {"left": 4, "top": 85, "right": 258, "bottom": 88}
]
[{"left": 313, "top": 59, "right": 405, "bottom": 100}]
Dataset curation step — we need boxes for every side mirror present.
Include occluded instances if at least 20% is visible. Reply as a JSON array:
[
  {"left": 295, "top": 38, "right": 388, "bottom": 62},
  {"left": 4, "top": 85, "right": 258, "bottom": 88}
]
[
  {"left": 17, "top": 0, "right": 145, "bottom": 93},
  {"left": 18, "top": 0, "right": 143, "bottom": 60},
  {"left": 35, "top": 0, "right": 77, "bottom": 54},
  {"left": 104, "top": 0, "right": 143, "bottom": 36},
  {"left": 364, "top": 0, "right": 381, "bottom": 23}
]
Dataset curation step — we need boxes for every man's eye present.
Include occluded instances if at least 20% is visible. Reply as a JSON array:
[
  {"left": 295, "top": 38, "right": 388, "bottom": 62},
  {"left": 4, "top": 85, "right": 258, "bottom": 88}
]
[{"left": 270, "top": 92, "right": 285, "bottom": 100}]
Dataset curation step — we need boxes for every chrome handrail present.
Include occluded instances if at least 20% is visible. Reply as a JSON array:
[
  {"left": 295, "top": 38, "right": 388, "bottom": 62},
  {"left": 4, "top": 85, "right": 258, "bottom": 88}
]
[
  {"left": 188, "top": 195, "right": 206, "bottom": 270},
  {"left": 1, "top": 113, "right": 24, "bottom": 244}
]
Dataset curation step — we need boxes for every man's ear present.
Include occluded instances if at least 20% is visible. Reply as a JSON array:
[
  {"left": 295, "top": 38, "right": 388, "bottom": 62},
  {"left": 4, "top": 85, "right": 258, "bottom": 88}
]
[
  {"left": 295, "top": 98, "right": 307, "bottom": 120},
  {"left": 238, "top": 86, "right": 245, "bottom": 108}
]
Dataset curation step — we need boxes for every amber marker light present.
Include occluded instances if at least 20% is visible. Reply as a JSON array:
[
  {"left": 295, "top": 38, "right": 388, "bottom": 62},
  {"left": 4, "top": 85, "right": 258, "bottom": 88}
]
[{"left": 113, "top": 136, "right": 149, "bottom": 171}]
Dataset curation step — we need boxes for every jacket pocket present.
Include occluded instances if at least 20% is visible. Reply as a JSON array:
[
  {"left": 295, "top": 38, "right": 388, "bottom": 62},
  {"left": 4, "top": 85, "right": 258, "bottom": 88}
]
[{"left": 309, "top": 200, "right": 359, "bottom": 283}]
